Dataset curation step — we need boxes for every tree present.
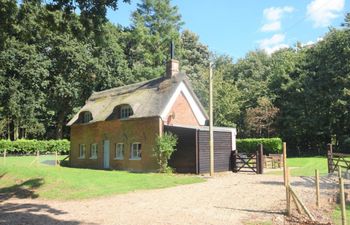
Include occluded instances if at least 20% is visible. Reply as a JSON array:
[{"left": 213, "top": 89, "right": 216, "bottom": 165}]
[
  {"left": 245, "top": 97, "right": 279, "bottom": 137},
  {"left": 153, "top": 132, "right": 178, "bottom": 173},
  {"left": 179, "top": 30, "right": 210, "bottom": 79},
  {"left": 124, "top": 0, "right": 184, "bottom": 80},
  {"left": 0, "top": 38, "right": 50, "bottom": 139},
  {"left": 48, "top": 0, "right": 130, "bottom": 36}
]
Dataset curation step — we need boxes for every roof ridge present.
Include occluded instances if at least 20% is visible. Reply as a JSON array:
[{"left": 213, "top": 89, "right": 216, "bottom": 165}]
[{"left": 93, "top": 77, "right": 161, "bottom": 95}]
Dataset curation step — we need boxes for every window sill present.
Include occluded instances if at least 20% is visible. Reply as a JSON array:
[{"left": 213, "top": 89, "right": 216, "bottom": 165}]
[
  {"left": 114, "top": 158, "right": 124, "bottom": 160},
  {"left": 89, "top": 157, "right": 98, "bottom": 160},
  {"left": 129, "top": 158, "right": 141, "bottom": 161}
]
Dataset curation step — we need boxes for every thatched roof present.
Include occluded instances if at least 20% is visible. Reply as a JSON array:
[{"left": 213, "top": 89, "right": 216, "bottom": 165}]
[{"left": 67, "top": 73, "right": 208, "bottom": 126}]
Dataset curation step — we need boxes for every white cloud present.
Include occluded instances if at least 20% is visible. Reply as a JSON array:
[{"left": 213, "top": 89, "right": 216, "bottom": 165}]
[
  {"left": 258, "top": 34, "right": 289, "bottom": 54},
  {"left": 261, "top": 6, "right": 294, "bottom": 32},
  {"left": 307, "top": 0, "right": 345, "bottom": 27},
  {"left": 261, "top": 21, "right": 281, "bottom": 32},
  {"left": 263, "top": 6, "right": 294, "bottom": 21}
]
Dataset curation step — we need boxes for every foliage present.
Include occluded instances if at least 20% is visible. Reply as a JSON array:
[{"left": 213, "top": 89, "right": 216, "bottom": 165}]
[
  {"left": 153, "top": 132, "right": 178, "bottom": 173},
  {"left": 236, "top": 138, "right": 282, "bottom": 154},
  {"left": 0, "top": 0, "right": 349, "bottom": 158},
  {"left": 245, "top": 97, "right": 279, "bottom": 137},
  {"left": 0, "top": 139, "right": 70, "bottom": 154},
  {"left": 0, "top": 156, "right": 203, "bottom": 200}
]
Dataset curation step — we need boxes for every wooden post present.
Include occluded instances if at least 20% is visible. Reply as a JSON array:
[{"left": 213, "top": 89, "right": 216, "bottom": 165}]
[
  {"left": 315, "top": 169, "right": 320, "bottom": 207},
  {"left": 289, "top": 187, "right": 315, "bottom": 221},
  {"left": 209, "top": 63, "right": 214, "bottom": 176},
  {"left": 286, "top": 167, "right": 291, "bottom": 216},
  {"left": 339, "top": 166, "right": 342, "bottom": 179},
  {"left": 339, "top": 177, "right": 347, "bottom": 225},
  {"left": 328, "top": 143, "right": 333, "bottom": 173},
  {"left": 259, "top": 143, "right": 264, "bottom": 174},
  {"left": 283, "top": 142, "right": 287, "bottom": 186},
  {"left": 232, "top": 151, "right": 237, "bottom": 172}
]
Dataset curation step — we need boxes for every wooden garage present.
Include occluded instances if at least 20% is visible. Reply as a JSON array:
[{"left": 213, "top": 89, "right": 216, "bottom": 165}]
[{"left": 165, "top": 125, "right": 236, "bottom": 174}]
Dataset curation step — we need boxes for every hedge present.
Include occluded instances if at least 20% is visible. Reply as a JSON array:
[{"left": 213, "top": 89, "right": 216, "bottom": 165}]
[
  {"left": 0, "top": 139, "right": 70, "bottom": 155},
  {"left": 236, "top": 138, "right": 282, "bottom": 154}
]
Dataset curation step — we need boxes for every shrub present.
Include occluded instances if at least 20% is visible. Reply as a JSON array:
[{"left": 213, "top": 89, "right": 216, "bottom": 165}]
[
  {"left": 0, "top": 139, "right": 70, "bottom": 154},
  {"left": 153, "top": 132, "right": 178, "bottom": 173},
  {"left": 236, "top": 138, "right": 282, "bottom": 154}
]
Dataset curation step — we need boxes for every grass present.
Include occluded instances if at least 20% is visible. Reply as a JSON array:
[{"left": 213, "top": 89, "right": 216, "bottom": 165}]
[
  {"left": 333, "top": 205, "right": 350, "bottom": 225},
  {"left": 0, "top": 156, "right": 204, "bottom": 200},
  {"left": 267, "top": 156, "right": 328, "bottom": 176}
]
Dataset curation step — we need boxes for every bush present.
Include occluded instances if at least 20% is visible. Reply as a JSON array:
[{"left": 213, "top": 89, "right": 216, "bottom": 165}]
[
  {"left": 0, "top": 139, "right": 70, "bottom": 154},
  {"left": 153, "top": 132, "right": 178, "bottom": 173},
  {"left": 236, "top": 138, "right": 282, "bottom": 154}
]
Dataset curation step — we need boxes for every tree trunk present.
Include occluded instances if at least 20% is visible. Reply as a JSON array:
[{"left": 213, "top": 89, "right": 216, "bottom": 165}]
[
  {"left": 13, "top": 119, "right": 19, "bottom": 140},
  {"left": 55, "top": 111, "right": 65, "bottom": 139},
  {"left": 7, "top": 118, "right": 11, "bottom": 140}
]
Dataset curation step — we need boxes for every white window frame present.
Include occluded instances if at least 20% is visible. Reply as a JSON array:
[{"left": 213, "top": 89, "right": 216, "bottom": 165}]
[
  {"left": 115, "top": 143, "right": 124, "bottom": 160},
  {"left": 90, "top": 143, "right": 98, "bottom": 159},
  {"left": 83, "top": 112, "right": 92, "bottom": 123},
  {"left": 79, "top": 144, "right": 86, "bottom": 159},
  {"left": 130, "top": 143, "right": 141, "bottom": 160},
  {"left": 120, "top": 105, "right": 132, "bottom": 119}
]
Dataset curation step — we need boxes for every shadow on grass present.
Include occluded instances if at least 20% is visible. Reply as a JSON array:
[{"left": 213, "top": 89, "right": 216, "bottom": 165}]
[
  {"left": 0, "top": 178, "right": 44, "bottom": 201},
  {"left": 0, "top": 202, "right": 89, "bottom": 225}
]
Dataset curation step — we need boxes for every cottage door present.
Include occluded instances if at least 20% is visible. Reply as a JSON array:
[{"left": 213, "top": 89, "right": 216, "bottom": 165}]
[{"left": 103, "top": 140, "right": 110, "bottom": 169}]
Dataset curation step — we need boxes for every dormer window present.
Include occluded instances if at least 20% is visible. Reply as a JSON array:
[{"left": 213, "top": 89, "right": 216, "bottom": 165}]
[
  {"left": 83, "top": 111, "right": 92, "bottom": 123},
  {"left": 120, "top": 105, "right": 133, "bottom": 119}
]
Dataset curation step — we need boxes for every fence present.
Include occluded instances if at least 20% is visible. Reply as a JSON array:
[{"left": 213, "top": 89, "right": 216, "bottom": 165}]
[
  {"left": 232, "top": 143, "right": 264, "bottom": 174},
  {"left": 2, "top": 150, "right": 69, "bottom": 167}
]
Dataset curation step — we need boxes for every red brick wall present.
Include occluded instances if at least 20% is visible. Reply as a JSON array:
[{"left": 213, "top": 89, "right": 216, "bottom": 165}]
[
  {"left": 165, "top": 92, "right": 200, "bottom": 126},
  {"left": 69, "top": 117, "right": 162, "bottom": 171}
]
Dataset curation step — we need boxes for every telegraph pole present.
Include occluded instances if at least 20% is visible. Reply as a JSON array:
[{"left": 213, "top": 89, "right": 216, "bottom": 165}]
[{"left": 209, "top": 63, "right": 214, "bottom": 176}]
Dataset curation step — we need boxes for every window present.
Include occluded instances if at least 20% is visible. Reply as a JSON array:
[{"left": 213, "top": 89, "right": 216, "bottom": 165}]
[
  {"left": 90, "top": 143, "right": 98, "bottom": 159},
  {"left": 120, "top": 105, "right": 133, "bottom": 119},
  {"left": 79, "top": 144, "right": 86, "bottom": 159},
  {"left": 83, "top": 112, "right": 92, "bottom": 123},
  {"left": 130, "top": 143, "right": 141, "bottom": 160},
  {"left": 115, "top": 143, "right": 124, "bottom": 160}
]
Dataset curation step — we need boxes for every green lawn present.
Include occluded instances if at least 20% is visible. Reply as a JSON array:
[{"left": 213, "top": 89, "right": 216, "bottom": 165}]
[
  {"left": 267, "top": 156, "right": 328, "bottom": 176},
  {"left": 0, "top": 156, "right": 203, "bottom": 200}
]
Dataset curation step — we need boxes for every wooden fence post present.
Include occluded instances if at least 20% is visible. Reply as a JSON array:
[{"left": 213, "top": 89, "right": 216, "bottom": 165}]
[
  {"left": 286, "top": 167, "right": 291, "bottom": 216},
  {"left": 339, "top": 177, "right": 347, "bottom": 225},
  {"left": 256, "top": 149, "right": 260, "bottom": 174},
  {"left": 328, "top": 143, "right": 333, "bottom": 173},
  {"left": 315, "top": 169, "right": 320, "bottom": 207},
  {"left": 283, "top": 142, "right": 287, "bottom": 186},
  {"left": 258, "top": 144, "right": 264, "bottom": 174},
  {"left": 232, "top": 150, "right": 237, "bottom": 172}
]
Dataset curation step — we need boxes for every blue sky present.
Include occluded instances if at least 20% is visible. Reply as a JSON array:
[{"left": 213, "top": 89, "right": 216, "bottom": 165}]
[{"left": 108, "top": 0, "right": 349, "bottom": 60}]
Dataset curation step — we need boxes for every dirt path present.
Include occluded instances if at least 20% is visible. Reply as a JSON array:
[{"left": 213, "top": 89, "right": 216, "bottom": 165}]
[{"left": 0, "top": 173, "right": 335, "bottom": 225}]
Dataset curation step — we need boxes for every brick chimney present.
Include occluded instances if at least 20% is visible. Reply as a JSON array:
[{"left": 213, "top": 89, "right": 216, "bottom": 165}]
[
  {"left": 165, "top": 40, "right": 179, "bottom": 78},
  {"left": 166, "top": 59, "right": 179, "bottom": 78}
]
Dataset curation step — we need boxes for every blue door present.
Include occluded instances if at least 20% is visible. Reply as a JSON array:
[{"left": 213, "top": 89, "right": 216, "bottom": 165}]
[{"left": 103, "top": 140, "right": 110, "bottom": 169}]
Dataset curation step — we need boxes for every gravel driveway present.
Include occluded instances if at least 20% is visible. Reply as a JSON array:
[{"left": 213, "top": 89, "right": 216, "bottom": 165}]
[{"left": 0, "top": 172, "right": 335, "bottom": 225}]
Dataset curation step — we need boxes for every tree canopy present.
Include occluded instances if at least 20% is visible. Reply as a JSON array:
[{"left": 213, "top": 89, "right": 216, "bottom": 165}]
[{"left": 0, "top": 0, "right": 349, "bottom": 155}]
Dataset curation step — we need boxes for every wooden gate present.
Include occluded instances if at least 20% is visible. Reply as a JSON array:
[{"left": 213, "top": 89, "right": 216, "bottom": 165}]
[
  {"left": 327, "top": 143, "right": 350, "bottom": 173},
  {"left": 232, "top": 144, "right": 264, "bottom": 174}
]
